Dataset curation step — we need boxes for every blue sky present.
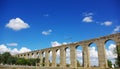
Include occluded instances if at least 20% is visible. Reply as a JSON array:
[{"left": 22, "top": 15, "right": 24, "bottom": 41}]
[{"left": 0, "top": 0, "right": 120, "bottom": 53}]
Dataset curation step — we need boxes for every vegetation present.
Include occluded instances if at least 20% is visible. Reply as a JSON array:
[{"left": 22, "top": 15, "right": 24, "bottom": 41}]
[
  {"left": 107, "top": 60, "right": 112, "bottom": 68},
  {"left": 0, "top": 52, "right": 40, "bottom": 66},
  {"left": 114, "top": 46, "right": 120, "bottom": 67},
  {"left": 116, "top": 46, "right": 120, "bottom": 67}
]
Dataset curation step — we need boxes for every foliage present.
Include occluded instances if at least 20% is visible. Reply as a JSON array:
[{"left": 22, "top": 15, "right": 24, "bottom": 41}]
[
  {"left": 107, "top": 60, "right": 112, "bottom": 68},
  {"left": 2, "top": 52, "right": 12, "bottom": 64},
  {"left": 114, "top": 46, "right": 120, "bottom": 67},
  {"left": 0, "top": 52, "right": 40, "bottom": 66}
]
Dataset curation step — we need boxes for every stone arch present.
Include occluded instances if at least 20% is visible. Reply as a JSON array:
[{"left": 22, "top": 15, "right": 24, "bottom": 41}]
[
  {"left": 75, "top": 45, "right": 83, "bottom": 67},
  {"left": 36, "top": 52, "right": 40, "bottom": 58},
  {"left": 104, "top": 39, "right": 117, "bottom": 67},
  {"left": 42, "top": 51, "right": 45, "bottom": 66},
  {"left": 65, "top": 47, "right": 70, "bottom": 67},
  {"left": 21, "top": 54, "right": 23, "bottom": 58},
  {"left": 88, "top": 42, "right": 99, "bottom": 67},
  {"left": 48, "top": 50, "right": 52, "bottom": 66},
  {"left": 23, "top": 54, "right": 25, "bottom": 58},
  {"left": 31, "top": 53, "right": 34, "bottom": 58},
  {"left": 56, "top": 49, "right": 60, "bottom": 67}
]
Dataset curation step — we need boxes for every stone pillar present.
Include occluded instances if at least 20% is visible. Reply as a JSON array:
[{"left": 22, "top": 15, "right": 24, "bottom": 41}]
[
  {"left": 97, "top": 40, "right": 108, "bottom": 68},
  {"left": 31, "top": 53, "right": 33, "bottom": 58},
  {"left": 21, "top": 55, "right": 23, "bottom": 58},
  {"left": 28, "top": 54, "right": 30, "bottom": 59},
  {"left": 24, "top": 54, "right": 27, "bottom": 59},
  {"left": 29, "top": 53, "right": 32, "bottom": 58},
  {"left": 52, "top": 49, "right": 56, "bottom": 67},
  {"left": 40, "top": 51, "right": 43, "bottom": 67},
  {"left": 83, "top": 44, "right": 90, "bottom": 67},
  {"left": 70, "top": 45, "right": 77, "bottom": 68},
  {"left": 60, "top": 47, "right": 66, "bottom": 67},
  {"left": 34, "top": 52, "right": 37, "bottom": 58},
  {"left": 116, "top": 39, "right": 120, "bottom": 67},
  {"left": 45, "top": 50, "right": 49, "bottom": 67}
]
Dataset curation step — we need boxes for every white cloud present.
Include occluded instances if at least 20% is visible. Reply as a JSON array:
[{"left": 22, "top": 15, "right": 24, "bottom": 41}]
[
  {"left": 106, "top": 44, "right": 117, "bottom": 59},
  {"left": 0, "top": 44, "right": 10, "bottom": 54},
  {"left": 82, "top": 12, "right": 93, "bottom": 23},
  {"left": 51, "top": 41, "right": 67, "bottom": 47},
  {"left": 82, "top": 16, "right": 93, "bottom": 23},
  {"left": 6, "top": 18, "right": 30, "bottom": 31},
  {"left": 51, "top": 41, "right": 61, "bottom": 47},
  {"left": 10, "top": 48, "right": 19, "bottom": 55},
  {"left": 113, "top": 26, "right": 120, "bottom": 33},
  {"left": 42, "top": 29, "right": 52, "bottom": 35},
  {"left": 89, "top": 47, "right": 98, "bottom": 58},
  {"left": 101, "top": 21, "right": 112, "bottom": 26},
  {"left": 89, "top": 47, "right": 99, "bottom": 66},
  {"left": 0, "top": 44, "right": 31, "bottom": 55},
  {"left": 19, "top": 47, "right": 31, "bottom": 54},
  {"left": 7, "top": 43, "right": 18, "bottom": 46}
]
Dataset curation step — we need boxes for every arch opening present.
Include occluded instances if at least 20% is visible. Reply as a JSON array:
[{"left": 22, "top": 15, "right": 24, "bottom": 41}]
[
  {"left": 105, "top": 39, "right": 117, "bottom": 68},
  {"left": 76, "top": 45, "right": 83, "bottom": 67},
  {"left": 31, "top": 53, "right": 34, "bottom": 58},
  {"left": 49, "top": 51, "right": 52, "bottom": 66},
  {"left": 65, "top": 47, "right": 70, "bottom": 67},
  {"left": 89, "top": 42, "right": 99, "bottom": 67},
  {"left": 42, "top": 51, "right": 45, "bottom": 66},
  {"left": 36, "top": 52, "right": 40, "bottom": 58},
  {"left": 56, "top": 49, "right": 60, "bottom": 67}
]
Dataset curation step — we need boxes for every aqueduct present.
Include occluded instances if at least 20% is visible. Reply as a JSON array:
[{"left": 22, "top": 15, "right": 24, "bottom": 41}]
[{"left": 15, "top": 33, "right": 120, "bottom": 69}]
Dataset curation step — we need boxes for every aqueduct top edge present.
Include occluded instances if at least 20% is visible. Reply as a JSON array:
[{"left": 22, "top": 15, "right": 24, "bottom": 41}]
[{"left": 15, "top": 32, "right": 120, "bottom": 55}]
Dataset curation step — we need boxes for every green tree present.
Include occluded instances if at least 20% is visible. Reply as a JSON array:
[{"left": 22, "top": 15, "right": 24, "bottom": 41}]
[
  {"left": 2, "top": 52, "right": 12, "bottom": 64},
  {"left": 108, "top": 60, "right": 112, "bottom": 68},
  {"left": 0, "top": 54, "right": 2, "bottom": 63},
  {"left": 0, "top": 52, "right": 41, "bottom": 66},
  {"left": 6, "top": 56, "right": 18, "bottom": 65},
  {"left": 116, "top": 46, "right": 120, "bottom": 67},
  {"left": 114, "top": 46, "right": 120, "bottom": 67}
]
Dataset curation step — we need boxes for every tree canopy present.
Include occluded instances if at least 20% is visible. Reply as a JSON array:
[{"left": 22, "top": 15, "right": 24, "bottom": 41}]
[{"left": 0, "top": 52, "right": 40, "bottom": 66}]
